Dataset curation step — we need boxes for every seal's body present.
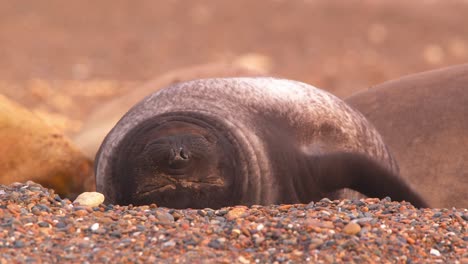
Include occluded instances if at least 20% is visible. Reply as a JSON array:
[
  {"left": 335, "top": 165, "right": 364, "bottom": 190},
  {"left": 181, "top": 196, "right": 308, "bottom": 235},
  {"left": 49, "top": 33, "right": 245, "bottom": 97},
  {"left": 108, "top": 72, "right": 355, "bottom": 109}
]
[
  {"left": 95, "top": 78, "right": 427, "bottom": 209},
  {"left": 346, "top": 64, "right": 468, "bottom": 208}
]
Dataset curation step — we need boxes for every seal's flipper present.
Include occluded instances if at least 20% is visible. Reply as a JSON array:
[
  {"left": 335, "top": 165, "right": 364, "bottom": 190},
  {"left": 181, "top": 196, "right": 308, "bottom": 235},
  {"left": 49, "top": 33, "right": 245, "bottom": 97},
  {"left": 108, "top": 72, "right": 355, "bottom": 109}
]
[{"left": 304, "top": 152, "right": 428, "bottom": 208}]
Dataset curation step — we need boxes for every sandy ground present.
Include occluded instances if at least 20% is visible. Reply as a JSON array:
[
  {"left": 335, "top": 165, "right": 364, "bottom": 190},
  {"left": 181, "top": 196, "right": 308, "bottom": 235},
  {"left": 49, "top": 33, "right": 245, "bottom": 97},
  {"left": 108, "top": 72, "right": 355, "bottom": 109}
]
[{"left": 0, "top": 182, "right": 466, "bottom": 263}]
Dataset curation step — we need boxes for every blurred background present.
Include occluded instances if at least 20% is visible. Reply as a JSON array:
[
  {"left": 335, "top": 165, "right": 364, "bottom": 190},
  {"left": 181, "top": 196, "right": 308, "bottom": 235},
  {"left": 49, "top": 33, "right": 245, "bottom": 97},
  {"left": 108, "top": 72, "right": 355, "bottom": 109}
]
[
  {"left": 1, "top": 0, "right": 468, "bottom": 129},
  {"left": 0, "top": 0, "right": 467, "bottom": 136},
  {"left": 1, "top": 0, "right": 468, "bottom": 196}
]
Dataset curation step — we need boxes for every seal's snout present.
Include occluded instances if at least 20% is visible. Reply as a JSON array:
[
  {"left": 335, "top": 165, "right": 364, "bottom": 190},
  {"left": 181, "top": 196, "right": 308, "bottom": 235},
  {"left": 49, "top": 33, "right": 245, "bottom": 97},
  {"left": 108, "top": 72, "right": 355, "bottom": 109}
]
[{"left": 168, "top": 147, "right": 191, "bottom": 171}]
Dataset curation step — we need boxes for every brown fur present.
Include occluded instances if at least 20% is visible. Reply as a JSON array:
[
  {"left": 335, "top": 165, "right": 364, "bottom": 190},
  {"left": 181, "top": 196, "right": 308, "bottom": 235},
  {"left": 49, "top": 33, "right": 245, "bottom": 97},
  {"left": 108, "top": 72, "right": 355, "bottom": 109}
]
[{"left": 346, "top": 64, "right": 468, "bottom": 208}]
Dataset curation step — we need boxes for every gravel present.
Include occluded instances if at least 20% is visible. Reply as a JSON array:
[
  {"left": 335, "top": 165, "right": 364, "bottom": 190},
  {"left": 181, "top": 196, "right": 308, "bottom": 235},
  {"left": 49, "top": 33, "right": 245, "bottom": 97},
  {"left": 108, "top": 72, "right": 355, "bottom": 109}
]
[{"left": 0, "top": 181, "right": 466, "bottom": 263}]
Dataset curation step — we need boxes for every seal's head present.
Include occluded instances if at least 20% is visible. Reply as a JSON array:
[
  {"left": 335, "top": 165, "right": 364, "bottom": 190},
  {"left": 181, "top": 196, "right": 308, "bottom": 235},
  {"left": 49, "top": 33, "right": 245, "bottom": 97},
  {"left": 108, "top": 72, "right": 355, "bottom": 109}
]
[{"left": 111, "top": 117, "right": 242, "bottom": 209}]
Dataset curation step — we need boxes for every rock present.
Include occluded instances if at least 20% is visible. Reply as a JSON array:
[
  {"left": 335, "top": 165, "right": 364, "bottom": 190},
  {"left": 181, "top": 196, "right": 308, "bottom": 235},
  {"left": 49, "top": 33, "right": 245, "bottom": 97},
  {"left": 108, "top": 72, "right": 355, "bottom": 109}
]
[
  {"left": 73, "top": 60, "right": 267, "bottom": 158},
  {"left": 0, "top": 94, "right": 93, "bottom": 197},
  {"left": 207, "top": 239, "right": 224, "bottom": 249},
  {"left": 343, "top": 222, "right": 361, "bottom": 235},
  {"left": 73, "top": 192, "right": 105, "bottom": 207},
  {"left": 237, "top": 256, "right": 250, "bottom": 264},
  {"left": 225, "top": 207, "right": 248, "bottom": 221},
  {"left": 155, "top": 210, "right": 175, "bottom": 223},
  {"left": 461, "top": 214, "right": 468, "bottom": 221},
  {"left": 162, "top": 240, "right": 176, "bottom": 248},
  {"left": 320, "top": 198, "right": 333, "bottom": 204},
  {"left": 430, "top": 248, "right": 441, "bottom": 257},
  {"left": 89, "top": 223, "right": 100, "bottom": 232}
]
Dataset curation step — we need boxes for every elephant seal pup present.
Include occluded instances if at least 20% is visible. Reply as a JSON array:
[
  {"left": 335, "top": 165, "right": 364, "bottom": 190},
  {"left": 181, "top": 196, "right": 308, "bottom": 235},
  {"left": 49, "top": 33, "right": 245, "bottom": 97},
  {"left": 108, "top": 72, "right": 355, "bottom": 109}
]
[
  {"left": 346, "top": 64, "right": 468, "bottom": 208},
  {"left": 95, "top": 77, "right": 427, "bottom": 209}
]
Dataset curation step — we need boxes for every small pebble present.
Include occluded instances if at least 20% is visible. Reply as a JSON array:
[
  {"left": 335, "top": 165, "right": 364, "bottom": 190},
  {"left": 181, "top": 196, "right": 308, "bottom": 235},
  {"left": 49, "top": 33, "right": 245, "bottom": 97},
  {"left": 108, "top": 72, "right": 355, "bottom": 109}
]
[
  {"left": 14, "top": 241, "right": 25, "bottom": 248},
  {"left": 238, "top": 255, "right": 250, "bottom": 264},
  {"left": 208, "top": 239, "right": 224, "bottom": 249},
  {"left": 197, "top": 210, "right": 207, "bottom": 217},
  {"left": 162, "top": 240, "right": 176, "bottom": 248},
  {"left": 343, "top": 222, "right": 361, "bottom": 235},
  {"left": 225, "top": 207, "right": 247, "bottom": 220},
  {"left": 73, "top": 192, "right": 105, "bottom": 207},
  {"left": 461, "top": 214, "right": 468, "bottom": 221},
  {"left": 215, "top": 209, "right": 228, "bottom": 216},
  {"left": 155, "top": 210, "right": 175, "bottom": 223},
  {"left": 430, "top": 248, "right": 441, "bottom": 257},
  {"left": 90, "top": 223, "right": 99, "bottom": 231},
  {"left": 256, "top": 224, "right": 264, "bottom": 231},
  {"left": 354, "top": 217, "right": 374, "bottom": 224},
  {"left": 38, "top": 222, "right": 50, "bottom": 228}
]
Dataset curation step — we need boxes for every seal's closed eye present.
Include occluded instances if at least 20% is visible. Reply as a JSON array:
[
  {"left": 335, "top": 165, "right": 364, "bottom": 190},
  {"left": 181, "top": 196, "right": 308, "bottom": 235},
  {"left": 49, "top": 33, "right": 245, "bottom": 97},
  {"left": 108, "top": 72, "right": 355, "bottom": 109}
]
[{"left": 141, "top": 134, "right": 215, "bottom": 176}]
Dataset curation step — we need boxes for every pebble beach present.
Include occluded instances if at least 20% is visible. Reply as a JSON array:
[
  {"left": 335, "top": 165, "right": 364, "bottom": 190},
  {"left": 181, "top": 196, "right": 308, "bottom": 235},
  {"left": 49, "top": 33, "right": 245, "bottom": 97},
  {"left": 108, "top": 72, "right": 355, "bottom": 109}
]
[{"left": 0, "top": 182, "right": 466, "bottom": 263}]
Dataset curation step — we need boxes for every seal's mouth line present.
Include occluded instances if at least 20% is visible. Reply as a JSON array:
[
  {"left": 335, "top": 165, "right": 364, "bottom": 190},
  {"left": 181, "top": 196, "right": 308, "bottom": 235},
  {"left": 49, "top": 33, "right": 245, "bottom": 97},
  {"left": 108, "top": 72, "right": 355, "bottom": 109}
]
[
  {"left": 136, "top": 177, "right": 225, "bottom": 196},
  {"left": 159, "top": 173, "right": 224, "bottom": 186}
]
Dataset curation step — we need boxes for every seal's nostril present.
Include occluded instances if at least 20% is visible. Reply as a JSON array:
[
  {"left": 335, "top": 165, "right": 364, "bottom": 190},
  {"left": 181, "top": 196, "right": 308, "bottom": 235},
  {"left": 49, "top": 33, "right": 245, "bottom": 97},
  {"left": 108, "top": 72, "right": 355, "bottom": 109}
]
[
  {"left": 168, "top": 147, "right": 190, "bottom": 171},
  {"left": 180, "top": 148, "right": 189, "bottom": 160}
]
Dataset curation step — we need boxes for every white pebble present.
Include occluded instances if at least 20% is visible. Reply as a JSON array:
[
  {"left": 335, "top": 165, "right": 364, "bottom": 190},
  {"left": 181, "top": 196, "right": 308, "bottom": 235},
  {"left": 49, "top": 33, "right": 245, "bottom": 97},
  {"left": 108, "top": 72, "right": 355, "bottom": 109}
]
[
  {"left": 90, "top": 223, "right": 99, "bottom": 231},
  {"left": 74, "top": 192, "right": 105, "bottom": 207},
  {"left": 430, "top": 248, "right": 441, "bottom": 257},
  {"left": 256, "top": 224, "right": 264, "bottom": 231},
  {"left": 320, "top": 210, "right": 331, "bottom": 216},
  {"left": 238, "top": 256, "right": 250, "bottom": 264}
]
